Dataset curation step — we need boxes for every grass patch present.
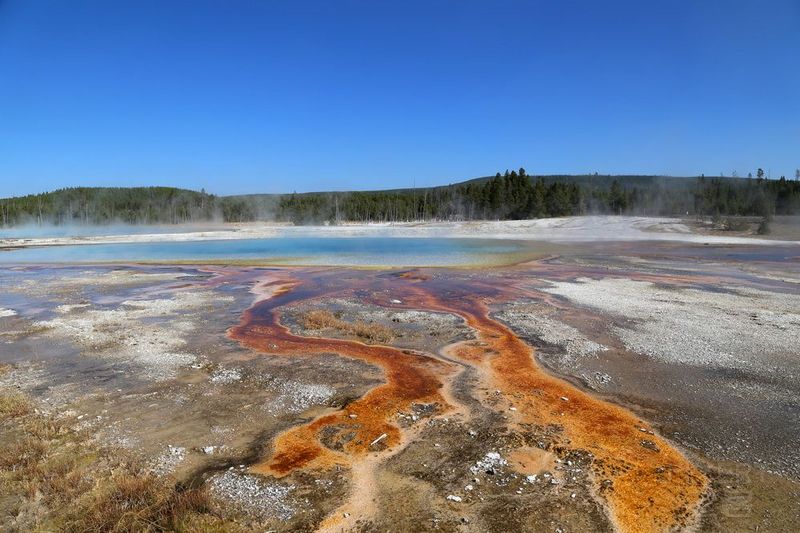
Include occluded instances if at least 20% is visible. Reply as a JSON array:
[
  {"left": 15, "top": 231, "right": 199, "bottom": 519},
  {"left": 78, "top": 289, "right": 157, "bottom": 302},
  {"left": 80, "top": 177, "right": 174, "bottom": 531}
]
[
  {"left": 67, "top": 473, "right": 232, "bottom": 533},
  {"left": 0, "top": 390, "right": 244, "bottom": 532},
  {"left": 301, "top": 309, "right": 395, "bottom": 343},
  {"left": 0, "top": 393, "right": 31, "bottom": 419}
]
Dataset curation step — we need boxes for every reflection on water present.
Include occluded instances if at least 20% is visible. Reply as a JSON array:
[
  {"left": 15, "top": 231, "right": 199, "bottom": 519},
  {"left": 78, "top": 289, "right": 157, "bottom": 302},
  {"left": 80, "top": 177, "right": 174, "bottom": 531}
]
[{"left": 0, "top": 237, "right": 529, "bottom": 266}]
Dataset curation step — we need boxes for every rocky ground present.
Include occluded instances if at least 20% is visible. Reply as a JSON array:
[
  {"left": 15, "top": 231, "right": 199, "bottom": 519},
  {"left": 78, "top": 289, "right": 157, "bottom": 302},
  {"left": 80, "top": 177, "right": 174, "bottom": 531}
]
[{"left": 1, "top": 240, "right": 799, "bottom": 531}]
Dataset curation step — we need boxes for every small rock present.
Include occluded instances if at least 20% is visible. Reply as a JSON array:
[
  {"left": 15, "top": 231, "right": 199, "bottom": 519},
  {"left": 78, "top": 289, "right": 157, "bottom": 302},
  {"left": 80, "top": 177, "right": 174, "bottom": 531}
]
[
  {"left": 640, "top": 439, "right": 660, "bottom": 452},
  {"left": 446, "top": 495, "right": 462, "bottom": 502}
]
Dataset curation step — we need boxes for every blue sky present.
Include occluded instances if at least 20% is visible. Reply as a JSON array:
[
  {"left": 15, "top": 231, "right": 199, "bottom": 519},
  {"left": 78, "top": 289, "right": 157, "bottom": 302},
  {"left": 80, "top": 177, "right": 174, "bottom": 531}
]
[{"left": 1, "top": 0, "right": 798, "bottom": 196}]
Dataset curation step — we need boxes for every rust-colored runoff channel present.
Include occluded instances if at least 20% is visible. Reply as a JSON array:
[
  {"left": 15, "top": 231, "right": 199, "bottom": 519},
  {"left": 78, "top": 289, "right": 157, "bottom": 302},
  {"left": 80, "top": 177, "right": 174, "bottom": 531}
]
[
  {"left": 227, "top": 267, "right": 708, "bottom": 532},
  {"left": 227, "top": 270, "right": 456, "bottom": 477}
]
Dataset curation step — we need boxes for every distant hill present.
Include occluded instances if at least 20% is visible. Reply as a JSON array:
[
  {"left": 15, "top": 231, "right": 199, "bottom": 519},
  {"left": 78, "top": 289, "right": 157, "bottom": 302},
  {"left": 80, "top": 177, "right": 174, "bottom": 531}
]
[
  {"left": 1, "top": 172, "right": 798, "bottom": 227},
  {"left": 0, "top": 187, "right": 219, "bottom": 227},
  {"left": 247, "top": 172, "right": 799, "bottom": 224}
]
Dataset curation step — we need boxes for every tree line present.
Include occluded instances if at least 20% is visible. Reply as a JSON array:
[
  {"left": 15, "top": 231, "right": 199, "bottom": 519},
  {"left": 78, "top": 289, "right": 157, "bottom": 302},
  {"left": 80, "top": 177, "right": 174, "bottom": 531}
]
[
  {"left": 0, "top": 186, "right": 274, "bottom": 227},
  {"left": 2, "top": 171, "right": 799, "bottom": 227},
  {"left": 274, "top": 169, "right": 800, "bottom": 224}
]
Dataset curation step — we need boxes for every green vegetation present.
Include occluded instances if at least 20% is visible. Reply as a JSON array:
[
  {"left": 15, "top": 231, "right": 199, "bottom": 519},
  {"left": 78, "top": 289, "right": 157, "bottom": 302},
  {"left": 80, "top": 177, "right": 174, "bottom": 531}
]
[
  {"left": 2, "top": 171, "right": 799, "bottom": 227},
  {"left": 274, "top": 171, "right": 800, "bottom": 224},
  {"left": 0, "top": 187, "right": 219, "bottom": 226}
]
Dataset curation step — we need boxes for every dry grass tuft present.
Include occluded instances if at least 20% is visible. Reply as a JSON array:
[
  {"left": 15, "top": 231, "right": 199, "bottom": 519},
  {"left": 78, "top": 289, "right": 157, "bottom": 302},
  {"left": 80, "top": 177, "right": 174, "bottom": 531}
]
[
  {"left": 71, "top": 473, "right": 224, "bottom": 532},
  {"left": 0, "top": 393, "right": 31, "bottom": 419},
  {"left": 0, "top": 391, "right": 243, "bottom": 532},
  {"left": 302, "top": 309, "right": 394, "bottom": 343}
]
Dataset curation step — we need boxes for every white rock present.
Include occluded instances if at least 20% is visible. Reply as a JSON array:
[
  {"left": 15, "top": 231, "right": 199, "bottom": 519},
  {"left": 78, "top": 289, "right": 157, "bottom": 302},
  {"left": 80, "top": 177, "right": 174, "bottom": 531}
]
[
  {"left": 208, "top": 471, "right": 295, "bottom": 520},
  {"left": 470, "top": 451, "right": 507, "bottom": 475},
  {"left": 210, "top": 368, "right": 242, "bottom": 384}
]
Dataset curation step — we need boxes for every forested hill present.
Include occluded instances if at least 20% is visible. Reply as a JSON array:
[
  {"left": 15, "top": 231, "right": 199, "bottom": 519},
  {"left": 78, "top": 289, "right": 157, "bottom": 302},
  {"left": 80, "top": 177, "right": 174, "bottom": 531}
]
[
  {"left": 270, "top": 171, "right": 800, "bottom": 224},
  {"left": 0, "top": 187, "right": 222, "bottom": 226},
  {"left": 2, "top": 171, "right": 799, "bottom": 227}
]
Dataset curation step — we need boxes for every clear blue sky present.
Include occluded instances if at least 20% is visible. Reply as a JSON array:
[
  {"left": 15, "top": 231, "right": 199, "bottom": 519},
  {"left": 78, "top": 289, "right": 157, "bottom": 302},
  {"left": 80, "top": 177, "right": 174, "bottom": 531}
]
[{"left": 1, "top": 1, "right": 798, "bottom": 197}]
